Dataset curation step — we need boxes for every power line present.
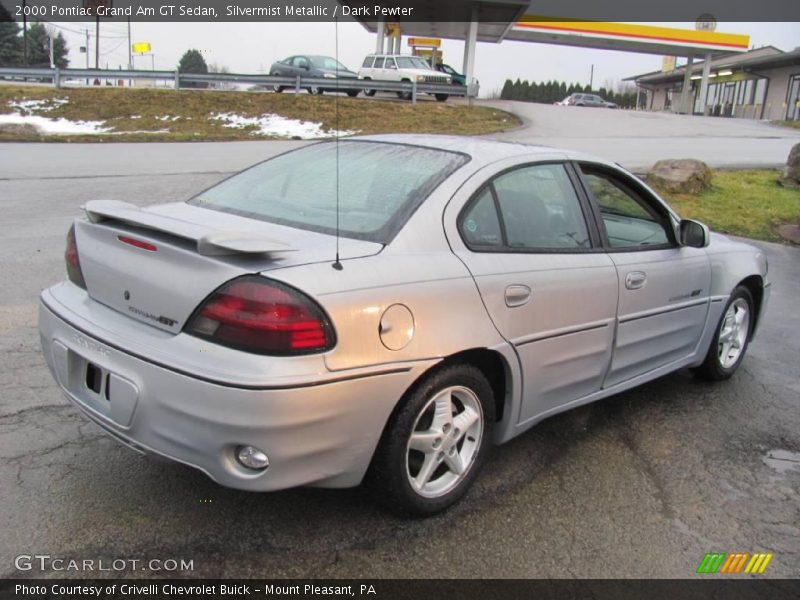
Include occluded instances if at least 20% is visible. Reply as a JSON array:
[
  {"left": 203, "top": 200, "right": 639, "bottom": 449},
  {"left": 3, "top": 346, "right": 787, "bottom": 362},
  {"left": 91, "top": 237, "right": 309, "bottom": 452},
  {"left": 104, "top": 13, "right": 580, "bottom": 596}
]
[{"left": 37, "top": 20, "right": 128, "bottom": 39}]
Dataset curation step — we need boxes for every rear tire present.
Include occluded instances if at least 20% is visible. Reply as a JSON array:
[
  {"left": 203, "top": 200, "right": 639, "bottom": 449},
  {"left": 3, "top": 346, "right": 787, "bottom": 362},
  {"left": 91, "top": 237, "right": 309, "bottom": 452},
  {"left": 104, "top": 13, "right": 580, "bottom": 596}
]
[
  {"left": 347, "top": 90, "right": 359, "bottom": 97},
  {"left": 308, "top": 87, "right": 323, "bottom": 96},
  {"left": 435, "top": 94, "right": 449, "bottom": 102},
  {"left": 694, "top": 286, "right": 755, "bottom": 381},
  {"left": 273, "top": 86, "right": 284, "bottom": 93},
  {"left": 367, "top": 363, "right": 494, "bottom": 517}
]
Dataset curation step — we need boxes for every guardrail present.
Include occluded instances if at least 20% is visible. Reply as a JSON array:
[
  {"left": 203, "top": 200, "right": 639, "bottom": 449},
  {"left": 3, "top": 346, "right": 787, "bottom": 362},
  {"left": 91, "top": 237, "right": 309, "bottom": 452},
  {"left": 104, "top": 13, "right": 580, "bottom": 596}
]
[{"left": 0, "top": 67, "right": 475, "bottom": 104}]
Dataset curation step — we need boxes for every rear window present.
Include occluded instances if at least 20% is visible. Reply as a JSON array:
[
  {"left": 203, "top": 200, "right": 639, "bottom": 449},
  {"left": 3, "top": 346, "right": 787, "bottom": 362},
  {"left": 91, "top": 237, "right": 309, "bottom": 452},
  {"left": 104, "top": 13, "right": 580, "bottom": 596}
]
[{"left": 189, "top": 141, "right": 469, "bottom": 244}]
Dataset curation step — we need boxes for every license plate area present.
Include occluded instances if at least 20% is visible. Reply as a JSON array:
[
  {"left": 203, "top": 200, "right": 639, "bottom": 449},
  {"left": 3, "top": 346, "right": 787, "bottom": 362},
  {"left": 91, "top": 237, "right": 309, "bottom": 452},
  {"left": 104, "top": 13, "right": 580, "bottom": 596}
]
[{"left": 51, "top": 339, "right": 140, "bottom": 428}]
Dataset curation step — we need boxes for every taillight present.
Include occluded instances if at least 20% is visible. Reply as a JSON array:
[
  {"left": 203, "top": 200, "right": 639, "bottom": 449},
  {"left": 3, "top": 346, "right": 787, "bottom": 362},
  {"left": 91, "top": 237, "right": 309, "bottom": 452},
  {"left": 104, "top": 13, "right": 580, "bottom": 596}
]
[
  {"left": 184, "top": 276, "right": 335, "bottom": 356},
  {"left": 65, "top": 224, "right": 87, "bottom": 290}
]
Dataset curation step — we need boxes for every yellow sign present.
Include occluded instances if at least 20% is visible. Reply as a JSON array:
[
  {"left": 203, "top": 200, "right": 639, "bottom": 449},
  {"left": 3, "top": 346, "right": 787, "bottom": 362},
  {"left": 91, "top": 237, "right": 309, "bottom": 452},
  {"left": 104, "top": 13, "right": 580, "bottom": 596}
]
[
  {"left": 386, "top": 23, "right": 400, "bottom": 38},
  {"left": 408, "top": 37, "right": 441, "bottom": 48},
  {"left": 131, "top": 42, "right": 151, "bottom": 54},
  {"left": 662, "top": 56, "right": 676, "bottom": 72}
]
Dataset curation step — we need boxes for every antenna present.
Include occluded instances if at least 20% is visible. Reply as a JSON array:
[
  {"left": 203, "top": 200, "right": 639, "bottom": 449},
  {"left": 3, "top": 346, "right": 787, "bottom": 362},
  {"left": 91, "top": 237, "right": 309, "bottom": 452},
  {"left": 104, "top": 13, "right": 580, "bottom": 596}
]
[{"left": 332, "top": 15, "right": 343, "bottom": 271}]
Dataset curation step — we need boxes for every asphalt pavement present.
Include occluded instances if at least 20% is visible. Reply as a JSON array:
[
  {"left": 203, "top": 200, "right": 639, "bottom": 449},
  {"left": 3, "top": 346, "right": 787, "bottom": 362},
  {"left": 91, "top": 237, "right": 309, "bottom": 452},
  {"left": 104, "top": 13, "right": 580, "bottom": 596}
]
[
  {"left": 1, "top": 108, "right": 799, "bottom": 579},
  {"left": 483, "top": 100, "right": 800, "bottom": 171}
]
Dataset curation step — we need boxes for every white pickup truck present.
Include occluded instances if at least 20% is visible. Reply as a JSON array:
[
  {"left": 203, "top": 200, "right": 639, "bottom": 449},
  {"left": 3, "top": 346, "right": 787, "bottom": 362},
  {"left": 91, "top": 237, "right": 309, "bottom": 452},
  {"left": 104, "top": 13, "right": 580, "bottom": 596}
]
[{"left": 357, "top": 54, "right": 452, "bottom": 102}]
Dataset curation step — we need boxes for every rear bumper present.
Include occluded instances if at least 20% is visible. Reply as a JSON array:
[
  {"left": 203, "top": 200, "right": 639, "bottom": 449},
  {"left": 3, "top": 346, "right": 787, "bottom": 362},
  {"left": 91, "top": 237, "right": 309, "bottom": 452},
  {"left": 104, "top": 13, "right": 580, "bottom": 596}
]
[{"left": 38, "top": 290, "right": 433, "bottom": 491}]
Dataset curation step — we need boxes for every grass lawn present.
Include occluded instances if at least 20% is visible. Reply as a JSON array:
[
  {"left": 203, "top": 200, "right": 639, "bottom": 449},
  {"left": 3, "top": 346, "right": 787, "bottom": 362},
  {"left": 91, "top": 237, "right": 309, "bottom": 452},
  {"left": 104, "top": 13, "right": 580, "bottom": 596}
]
[
  {"left": 660, "top": 170, "right": 800, "bottom": 243},
  {"left": 0, "top": 85, "right": 520, "bottom": 141}
]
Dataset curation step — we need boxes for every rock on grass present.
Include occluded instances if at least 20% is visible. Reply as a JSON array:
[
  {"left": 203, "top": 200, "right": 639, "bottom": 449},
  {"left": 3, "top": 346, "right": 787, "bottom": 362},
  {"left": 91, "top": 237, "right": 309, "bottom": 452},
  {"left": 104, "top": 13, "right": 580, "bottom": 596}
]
[
  {"left": 779, "top": 142, "right": 800, "bottom": 188},
  {"left": 647, "top": 159, "right": 712, "bottom": 194}
]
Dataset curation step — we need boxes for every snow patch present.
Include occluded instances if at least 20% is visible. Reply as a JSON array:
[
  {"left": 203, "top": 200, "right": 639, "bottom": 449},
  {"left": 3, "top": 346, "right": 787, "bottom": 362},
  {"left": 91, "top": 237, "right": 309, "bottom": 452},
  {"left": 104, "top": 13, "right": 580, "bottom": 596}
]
[
  {"left": 8, "top": 98, "right": 69, "bottom": 113},
  {"left": 0, "top": 113, "right": 111, "bottom": 135},
  {"left": 155, "top": 115, "right": 182, "bottom": 122},
  {"left": 210, "top": 112, "right": 355, "bottom": 139}
]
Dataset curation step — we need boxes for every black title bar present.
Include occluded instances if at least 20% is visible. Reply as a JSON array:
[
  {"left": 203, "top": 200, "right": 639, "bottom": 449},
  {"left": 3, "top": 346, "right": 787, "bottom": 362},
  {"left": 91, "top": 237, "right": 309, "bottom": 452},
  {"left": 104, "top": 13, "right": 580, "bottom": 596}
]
[
  {"left": 1, "top": 0, "right": 799, "bottom": 23},
  {"left": 3, "top": 579, "right": 800, "bottom": 600}
]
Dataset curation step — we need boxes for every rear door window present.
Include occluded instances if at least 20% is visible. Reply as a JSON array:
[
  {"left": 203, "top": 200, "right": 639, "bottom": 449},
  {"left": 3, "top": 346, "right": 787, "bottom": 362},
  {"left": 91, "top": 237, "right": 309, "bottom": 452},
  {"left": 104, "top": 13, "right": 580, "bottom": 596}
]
[
  {"left": 373, "top": 57, "right": 385, "bottom": 68},
  {"left": 460, "top": 163, "right": 592, "bottom": 251}
]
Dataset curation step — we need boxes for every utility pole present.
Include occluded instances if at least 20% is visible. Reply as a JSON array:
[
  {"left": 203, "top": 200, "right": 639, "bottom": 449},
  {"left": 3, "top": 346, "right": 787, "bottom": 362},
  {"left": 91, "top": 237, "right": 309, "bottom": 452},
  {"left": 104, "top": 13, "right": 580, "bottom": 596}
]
[
  {"left": 49, "top": 32, "right": 54, "bottom": 68},
  {"left": 589, "top": 64, "right": 594, "bottom": 91},
  {"left": 22, "top": 0, "right": 28, "bottom": 66},
  {"left": 127, "top": 16, "right": 132, "bottom": 69},
  {"left": 127, "top": 16, "right": 132, "bottom": 86},
  {"left": 85, "top": 29, "right": 89, "bottom": 85},
  {"left": 95, "top": 15, "right": 100, "bottom": 69}
]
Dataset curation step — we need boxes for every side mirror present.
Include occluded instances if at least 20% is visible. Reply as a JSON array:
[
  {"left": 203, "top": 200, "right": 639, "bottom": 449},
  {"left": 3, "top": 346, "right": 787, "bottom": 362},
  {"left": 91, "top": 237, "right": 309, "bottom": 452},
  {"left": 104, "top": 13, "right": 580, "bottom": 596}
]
[{"left": 679, "top": 219, "right": 709, "bottom": 248}]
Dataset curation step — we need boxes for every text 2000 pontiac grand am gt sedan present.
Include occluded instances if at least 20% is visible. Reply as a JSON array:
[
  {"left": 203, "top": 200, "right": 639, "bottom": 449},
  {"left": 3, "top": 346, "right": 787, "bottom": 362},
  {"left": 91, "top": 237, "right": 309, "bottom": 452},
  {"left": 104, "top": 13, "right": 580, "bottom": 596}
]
[{"left": 39, "top": 135, "right": 769, "bottom": 515}]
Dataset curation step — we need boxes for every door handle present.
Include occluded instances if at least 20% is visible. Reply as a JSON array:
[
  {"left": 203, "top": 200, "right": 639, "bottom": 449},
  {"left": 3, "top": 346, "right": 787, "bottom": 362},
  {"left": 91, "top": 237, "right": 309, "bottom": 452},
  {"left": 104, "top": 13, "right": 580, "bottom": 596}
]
[
  {"left": 625, "top": 271, "right": 647, "bottom": 290},
  {"left": 505, "top": 285, "right": 532, "bottom": 307}
]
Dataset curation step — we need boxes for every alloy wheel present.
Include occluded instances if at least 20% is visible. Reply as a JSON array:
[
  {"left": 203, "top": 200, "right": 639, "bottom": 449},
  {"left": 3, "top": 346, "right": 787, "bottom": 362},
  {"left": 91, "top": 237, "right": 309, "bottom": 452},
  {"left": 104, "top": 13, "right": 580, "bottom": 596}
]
[
  {"left": 718, "top": 298, "right": 750, "bottom": 369},
  {"left": 405, "top": 385, "right": 483, "bottom": 498}
]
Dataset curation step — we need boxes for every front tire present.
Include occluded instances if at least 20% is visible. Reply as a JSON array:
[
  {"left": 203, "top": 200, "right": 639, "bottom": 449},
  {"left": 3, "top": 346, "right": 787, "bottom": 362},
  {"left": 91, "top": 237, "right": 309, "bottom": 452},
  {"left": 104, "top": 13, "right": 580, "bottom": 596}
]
[
  {"left": 308, "top": 86, "right": 323, "bottom": 96},
  {"left": 435, "top": 94, "right": 449, "bottom": 102},
  {"left": 694, "top": 286, "right": 754, "bottom": 381},
  {"left": 368, "top": 363, "right": 494, "bottom": 516}
]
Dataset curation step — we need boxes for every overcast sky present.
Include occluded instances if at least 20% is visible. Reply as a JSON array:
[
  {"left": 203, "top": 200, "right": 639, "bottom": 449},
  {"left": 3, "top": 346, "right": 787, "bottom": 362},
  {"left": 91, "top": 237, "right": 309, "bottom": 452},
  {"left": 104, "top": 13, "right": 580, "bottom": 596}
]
[{"left": 49, "top": 21, "right": 800, "bottom": 96}]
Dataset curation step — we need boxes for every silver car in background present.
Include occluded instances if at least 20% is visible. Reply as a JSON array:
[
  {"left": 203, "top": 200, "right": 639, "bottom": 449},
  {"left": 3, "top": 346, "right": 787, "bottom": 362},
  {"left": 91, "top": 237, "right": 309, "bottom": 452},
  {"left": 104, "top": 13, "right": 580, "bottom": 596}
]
[{"left": 39, "top": 135, "right": 769, "bottom": 515}]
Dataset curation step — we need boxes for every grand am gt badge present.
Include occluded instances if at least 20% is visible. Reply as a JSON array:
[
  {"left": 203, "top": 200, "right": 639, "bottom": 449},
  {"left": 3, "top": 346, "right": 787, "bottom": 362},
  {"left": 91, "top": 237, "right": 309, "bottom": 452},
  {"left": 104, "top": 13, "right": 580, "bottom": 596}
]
[{"left": 127, "top": 305, "right": 178, "bottom": 328}]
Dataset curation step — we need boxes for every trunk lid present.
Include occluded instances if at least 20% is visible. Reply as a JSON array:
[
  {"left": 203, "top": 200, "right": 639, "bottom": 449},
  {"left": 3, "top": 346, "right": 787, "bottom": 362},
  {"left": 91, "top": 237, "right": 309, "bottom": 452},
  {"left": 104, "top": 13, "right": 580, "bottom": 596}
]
[{"left": 75, "top": 201, "right": 382, "bottom": 334}]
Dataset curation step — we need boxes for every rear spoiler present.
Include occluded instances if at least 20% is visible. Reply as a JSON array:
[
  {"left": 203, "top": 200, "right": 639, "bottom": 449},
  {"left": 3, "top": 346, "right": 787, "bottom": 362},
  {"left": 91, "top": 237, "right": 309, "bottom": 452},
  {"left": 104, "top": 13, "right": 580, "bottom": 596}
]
[{"left": 83, "top": 200, "right": 296, "bottom": 257}]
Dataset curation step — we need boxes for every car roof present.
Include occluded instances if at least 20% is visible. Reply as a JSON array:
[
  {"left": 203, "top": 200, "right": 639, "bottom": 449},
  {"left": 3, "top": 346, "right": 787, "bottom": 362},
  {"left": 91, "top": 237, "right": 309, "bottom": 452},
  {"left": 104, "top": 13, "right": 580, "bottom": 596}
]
[{"left": 352, "top": 134, "right": 614, "bottom": 167}]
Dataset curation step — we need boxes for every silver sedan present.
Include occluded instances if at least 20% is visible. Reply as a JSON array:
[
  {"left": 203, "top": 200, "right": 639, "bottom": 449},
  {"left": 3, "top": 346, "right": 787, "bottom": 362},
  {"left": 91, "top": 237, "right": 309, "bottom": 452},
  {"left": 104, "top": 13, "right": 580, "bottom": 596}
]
[{"left": 38, "top": 135, "right": 770, "bottom": 515}]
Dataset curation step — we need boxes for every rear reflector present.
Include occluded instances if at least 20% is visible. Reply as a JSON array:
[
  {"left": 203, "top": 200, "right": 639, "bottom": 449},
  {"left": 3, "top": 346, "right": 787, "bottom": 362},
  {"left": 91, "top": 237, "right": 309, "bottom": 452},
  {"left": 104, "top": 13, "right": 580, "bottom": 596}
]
[
  {"left": 117, "top": 235, "right": 157, "bottom": 252},
  {"left": 184, "top": 276, "right": 335, "bottom": 355}
]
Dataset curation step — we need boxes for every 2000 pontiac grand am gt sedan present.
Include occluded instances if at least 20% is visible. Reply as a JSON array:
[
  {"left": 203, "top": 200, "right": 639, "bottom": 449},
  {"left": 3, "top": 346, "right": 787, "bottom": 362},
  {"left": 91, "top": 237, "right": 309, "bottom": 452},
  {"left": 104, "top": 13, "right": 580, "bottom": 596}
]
[{"left": 39, "top": 135, "right": 769, "bottom": 515}]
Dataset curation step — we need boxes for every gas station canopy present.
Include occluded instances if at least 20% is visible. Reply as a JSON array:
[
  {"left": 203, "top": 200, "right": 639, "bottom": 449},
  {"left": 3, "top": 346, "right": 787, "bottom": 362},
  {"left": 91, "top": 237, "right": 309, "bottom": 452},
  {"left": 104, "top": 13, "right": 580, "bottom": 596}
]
[
  {"left": 355, "top": 1, "right": 750, "bottom": 57},
  {"left": 507, "top": 18, "right": 749, "bottom": 56}
]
